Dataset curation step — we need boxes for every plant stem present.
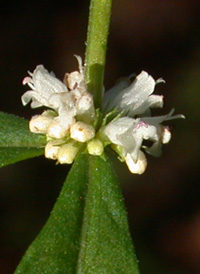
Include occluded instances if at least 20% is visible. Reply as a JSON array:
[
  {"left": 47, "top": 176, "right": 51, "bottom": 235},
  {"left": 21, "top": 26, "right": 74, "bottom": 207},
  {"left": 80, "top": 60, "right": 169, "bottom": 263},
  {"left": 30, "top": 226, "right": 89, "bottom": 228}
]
[{"left": 85, "top": 0, "right": 112, "bottom": 108}]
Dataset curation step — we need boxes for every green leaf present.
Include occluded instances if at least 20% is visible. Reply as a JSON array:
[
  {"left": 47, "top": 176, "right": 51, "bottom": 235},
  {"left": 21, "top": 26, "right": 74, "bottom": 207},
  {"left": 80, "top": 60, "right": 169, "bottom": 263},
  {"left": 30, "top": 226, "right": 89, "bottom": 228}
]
[
  {"left": 0, "top": 147, "right": 44, "bottom": 167},
  {"left": 0, "top": 112, "right": 46, "bottom": 167},
  {"left": 14, "top": 153, "right": 140, "bottom": 274},
  {"left": 14, "top": 153, "right": 89, "bottom": 274},
  {"left": 77, "top": 154, "right": 140, "bottom": 274}
]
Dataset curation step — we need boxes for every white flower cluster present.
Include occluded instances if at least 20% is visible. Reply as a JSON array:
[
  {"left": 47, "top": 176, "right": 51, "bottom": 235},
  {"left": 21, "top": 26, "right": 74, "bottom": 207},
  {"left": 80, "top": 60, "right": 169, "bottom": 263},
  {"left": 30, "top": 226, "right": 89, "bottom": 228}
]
[
  {"left": 22, "top": 56, "right": 184, "bottom": 173},
  {"left": 22, "top": 56, "right": 98, "bottom": 164}
]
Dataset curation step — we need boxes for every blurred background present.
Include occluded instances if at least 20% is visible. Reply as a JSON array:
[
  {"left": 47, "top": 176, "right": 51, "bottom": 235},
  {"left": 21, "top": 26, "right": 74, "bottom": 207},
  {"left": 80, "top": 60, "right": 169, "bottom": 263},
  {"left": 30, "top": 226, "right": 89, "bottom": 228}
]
[{"left": 0, "top": 0, "right": 200, "bottom": 273}]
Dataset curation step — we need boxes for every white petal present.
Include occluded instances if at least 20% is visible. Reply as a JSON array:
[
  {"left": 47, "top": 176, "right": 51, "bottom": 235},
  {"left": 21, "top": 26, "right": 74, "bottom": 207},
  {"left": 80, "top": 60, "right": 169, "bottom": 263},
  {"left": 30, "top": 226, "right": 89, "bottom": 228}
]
[
  {"left": 30, "top": 100, "right": 44, "bottom": 108},
  {"left": 104, "top": 71, "right": 155, "bottom": 114},
  {"left": 119, "top": 71, "right": 155, "bottom": 109},
  {"left": 125, "top": 150, "right": 147, "bottom": 174},
  {"left": 48, "top": 92, "right": 73, "bottom": 110},
  {"left": 162, "top": 128, "right": 171, "bottom": 144},
  {"left": 33, "top": 65, "right": 67, "bottom": 96},
  {"left": 22, "top": 65, "right": 68, "bottom": 109},
  {"left": 76, "top": 92, "right": 95, "bottom": 122},
  {"left": 103, "top": 77, "right": 131, "bottom": 111},
  {"left": 103, "top": 117, "right": 136, "bottom": 145},
  {"left": 156, "top": 78, "right": 165, "bottom": 84},
  {"left": 21, "top": 90, "right": 44, "bottom": 107},
  {"left": 142, "top": 109, "right": 185, "bottom": 125},
  {"left": 47, "top": 92, "right": 77, "bottom": 131},
  {"left": 104, "top": 117, "right": 142, "bottom": 161},
  {"left": 136, "top": 122, "right": 159, "bottom": 142},
  {"left": 103, "top": 71, "right": 167, "bottom": 116},
  {"left": 128, "top": 95, "right": 164, "bottom": 116},
  {"left": 145, "top": 142, "right": 162, "bottom": 157},
  {"left": 145, "top": 95, "right": 164, "bottom": 108}
]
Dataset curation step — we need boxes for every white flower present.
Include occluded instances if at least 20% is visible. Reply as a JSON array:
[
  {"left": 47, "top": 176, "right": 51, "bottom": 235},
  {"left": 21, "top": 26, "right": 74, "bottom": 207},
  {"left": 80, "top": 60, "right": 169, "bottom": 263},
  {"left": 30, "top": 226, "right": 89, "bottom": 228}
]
[
  {"left": 22, "top": 56, "right": 95, "bottom": 135},
  {"left": 22, "top": 65, "right": 68, "bottom": 108},
  {"left": 103, "top": 71, "right": 164, "bottom": 116},
  {"left": 102, "top": 72, "right": 184, "bottom": 174},
  {"left": 22, "top": 56, "right": 97, "bottom": 165},
  {"left": 103, "top": 109, "right": 183, "bottom": 171}
]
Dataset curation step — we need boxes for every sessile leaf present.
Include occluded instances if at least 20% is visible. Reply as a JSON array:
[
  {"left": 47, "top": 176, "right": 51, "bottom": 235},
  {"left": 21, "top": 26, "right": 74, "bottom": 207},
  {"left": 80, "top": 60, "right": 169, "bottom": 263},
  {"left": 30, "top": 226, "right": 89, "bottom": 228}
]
[
  {"left": 77, "top": 153, "right": 140, "bottom": 273},
  {"left": 14, "top": 153, "right": 89, "bottom": 274},
  {"left": 0, "top": 112, "right": 46, "bottom": 167},
  {"left": 14, "top": 152, "right": 140, "bottom": 274}
]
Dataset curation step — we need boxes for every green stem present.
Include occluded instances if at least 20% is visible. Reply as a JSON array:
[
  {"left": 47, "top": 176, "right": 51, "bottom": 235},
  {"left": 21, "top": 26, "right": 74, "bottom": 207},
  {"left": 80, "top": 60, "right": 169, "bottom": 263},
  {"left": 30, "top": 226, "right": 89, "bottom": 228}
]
[{"left": 85, "top": 0, "right": 112, "bottom": 108}]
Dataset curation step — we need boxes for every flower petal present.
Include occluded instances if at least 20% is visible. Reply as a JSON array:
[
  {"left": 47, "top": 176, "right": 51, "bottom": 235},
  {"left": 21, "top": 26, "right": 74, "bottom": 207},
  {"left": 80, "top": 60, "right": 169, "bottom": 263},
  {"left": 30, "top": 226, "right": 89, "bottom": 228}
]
[
  {"left": 125, "top": 150, "right": 147, "bottom": 174},
  {"left": 128, "top": 95, "right": 164, "bottom": 116},
  {"left": 103, "top": 71, "right": 163, "bottom": 116},
  {"left": 103, "top": 117, "right": 136, "bottom": 145},
  {"left": 103, "top": 117, "right": 142, "bottom": 161},
  {"left": 22, "top": 65, "right": 68, "bottom": 109},
  {"left": 103, "top": 77, "right": 131, "bottom": 111},
  {"left": 32, "top": 65, "right": 67, "bottom": 96},
  {"left": 21, "top": 90, "right": 45, "bottom": 107},
  {"left": 142, "top": 109, "right": 185, "bottom": 125},
  {"left": 144, "top": 142, "right": 162, "bottom": 157}
]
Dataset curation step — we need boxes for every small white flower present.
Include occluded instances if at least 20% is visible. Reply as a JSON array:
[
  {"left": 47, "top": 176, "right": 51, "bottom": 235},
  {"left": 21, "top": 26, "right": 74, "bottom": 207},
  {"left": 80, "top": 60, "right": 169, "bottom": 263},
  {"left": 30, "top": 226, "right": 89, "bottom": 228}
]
[
  {"left": 102, "top": 72, "right": 184, "bottom": 174},
  {"left": 22, "top": 56, "right": 95, "bottom": 133},
  {"left": 22, "top": 55, "right": 97, "bottom": 165},
  {"left": 103, "top": 71, "right": 164, "bottom": 116},
  {"left": 22, "top": 65, "right": 68, "bottom": 108},
  {"left": 103, "top": 117, "right": 141, "bottom": 161}
]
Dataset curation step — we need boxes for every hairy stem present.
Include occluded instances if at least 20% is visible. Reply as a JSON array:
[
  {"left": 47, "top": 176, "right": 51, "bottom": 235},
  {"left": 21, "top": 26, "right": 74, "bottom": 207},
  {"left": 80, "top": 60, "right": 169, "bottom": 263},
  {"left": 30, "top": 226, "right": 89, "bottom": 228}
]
[{"left": 85, "top": 0, "right": 112, "bottom": 108}]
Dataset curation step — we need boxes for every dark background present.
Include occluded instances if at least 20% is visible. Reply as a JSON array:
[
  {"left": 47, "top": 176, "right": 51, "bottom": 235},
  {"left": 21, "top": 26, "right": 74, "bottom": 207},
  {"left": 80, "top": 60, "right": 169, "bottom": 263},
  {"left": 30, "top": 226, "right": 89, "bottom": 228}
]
[{"left": 0, "top": 0, "right": 200, "bottom": 273}]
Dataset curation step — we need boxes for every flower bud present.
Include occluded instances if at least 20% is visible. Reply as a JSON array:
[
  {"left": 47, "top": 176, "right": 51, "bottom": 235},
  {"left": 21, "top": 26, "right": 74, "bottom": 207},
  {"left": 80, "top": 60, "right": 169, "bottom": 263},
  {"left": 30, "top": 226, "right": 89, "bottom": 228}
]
[
  {"left": 47, "top": 121, "right": 68, "bottom": 139},
  {"left": 87, "top": 139, "right": 104, "bottom": 156},
  {"left": 29, "top": 113, "right": 54, "bottom": 134},
  {"left": 45, "top": 141, "right": 60, "bottom": 160},
  {"left": 70, "top": 122, "right": 95, "bottom": 143},
  {"left": 57, "top": 142, "right": 80, "bottom": 164}
]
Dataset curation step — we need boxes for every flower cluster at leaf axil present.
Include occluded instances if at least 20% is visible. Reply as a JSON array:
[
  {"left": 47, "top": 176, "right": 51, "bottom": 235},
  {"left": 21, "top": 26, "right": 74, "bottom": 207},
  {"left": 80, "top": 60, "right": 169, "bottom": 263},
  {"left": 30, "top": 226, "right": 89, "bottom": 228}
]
[{"left": 22, "top": 56, "right": 184, "bottom": 174}]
